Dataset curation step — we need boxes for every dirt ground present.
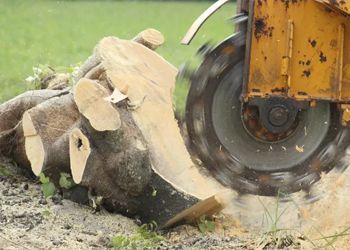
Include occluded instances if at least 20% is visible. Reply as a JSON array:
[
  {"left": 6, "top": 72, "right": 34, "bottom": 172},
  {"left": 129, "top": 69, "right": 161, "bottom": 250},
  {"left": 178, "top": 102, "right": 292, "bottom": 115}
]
[
  {"left": 0, "top": 162, "right": 307, "bottom": 250},
  {"left": 0, "top": 169, "right": 255, "bottom": 250},
  {"left": 1, "top": 157, "right": 350, "bottom": 250}
]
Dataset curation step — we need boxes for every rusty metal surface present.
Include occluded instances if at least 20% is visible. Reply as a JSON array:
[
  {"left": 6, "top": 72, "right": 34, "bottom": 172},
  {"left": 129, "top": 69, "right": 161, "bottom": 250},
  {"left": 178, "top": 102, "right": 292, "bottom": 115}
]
[
  {"left": 319, "top": 0, "right": 350, "bottom": 15},
  {"left": 246, "top": 0, "right": 350, "bottom": 102},
  {"left": 341, "top": 104, "right": 350, "bottom": 125},
  {"left": 181, "top": 0, "right": 231, "bottom": 45}
]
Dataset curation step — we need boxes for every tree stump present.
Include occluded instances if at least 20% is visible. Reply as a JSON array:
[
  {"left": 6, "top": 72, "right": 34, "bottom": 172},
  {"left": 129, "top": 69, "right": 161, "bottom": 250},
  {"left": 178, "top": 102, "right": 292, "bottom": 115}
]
[{"left": 0, "top": 29, "right": 231, "bottom": 226}]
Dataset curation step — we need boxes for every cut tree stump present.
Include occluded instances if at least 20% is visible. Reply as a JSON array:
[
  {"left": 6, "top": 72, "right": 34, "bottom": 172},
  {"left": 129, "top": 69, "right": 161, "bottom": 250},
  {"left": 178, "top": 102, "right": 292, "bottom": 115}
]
[{"left": 0, "top": 29, "right": 232, "bottom": 226}]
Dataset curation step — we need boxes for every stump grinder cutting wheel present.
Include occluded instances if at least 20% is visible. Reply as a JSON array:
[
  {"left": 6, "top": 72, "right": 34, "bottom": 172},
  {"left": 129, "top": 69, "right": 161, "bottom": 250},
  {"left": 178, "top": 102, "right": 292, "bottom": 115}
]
[{"left": 183, "top": 0, "right": 350, "bottom": 196}]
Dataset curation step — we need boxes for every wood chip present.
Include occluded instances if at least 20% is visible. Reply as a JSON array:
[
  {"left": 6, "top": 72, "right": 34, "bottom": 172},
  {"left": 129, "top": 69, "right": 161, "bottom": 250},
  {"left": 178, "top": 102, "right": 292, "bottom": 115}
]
[
  {"left": 296, "top": 145, "right": 304, "bottom": 153},
  {"left": 104, "top": 88, "right": 127, "bottom": 104}
]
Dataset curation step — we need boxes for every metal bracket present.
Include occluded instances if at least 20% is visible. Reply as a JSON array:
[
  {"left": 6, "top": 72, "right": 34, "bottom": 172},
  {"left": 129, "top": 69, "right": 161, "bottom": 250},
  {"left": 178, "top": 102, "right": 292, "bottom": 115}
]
[
  {"left": 181, "top": 0, "right": 230, "bottom": 45},
  {"left": 281, "top": 20, "right": 294, "bottom": 92}
]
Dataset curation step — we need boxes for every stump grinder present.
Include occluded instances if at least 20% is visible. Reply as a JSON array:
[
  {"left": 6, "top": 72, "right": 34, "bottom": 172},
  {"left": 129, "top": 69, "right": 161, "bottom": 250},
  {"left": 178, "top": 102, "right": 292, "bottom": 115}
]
[{"left": 183, "top": 0, "right": 350, "bottom": 196}]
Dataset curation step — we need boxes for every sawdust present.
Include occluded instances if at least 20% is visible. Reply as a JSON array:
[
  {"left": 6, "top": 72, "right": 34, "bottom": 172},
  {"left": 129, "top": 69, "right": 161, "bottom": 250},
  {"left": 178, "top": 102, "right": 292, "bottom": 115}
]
[{"left": 220, "top": 151, "right": 350, "bottom": 249}]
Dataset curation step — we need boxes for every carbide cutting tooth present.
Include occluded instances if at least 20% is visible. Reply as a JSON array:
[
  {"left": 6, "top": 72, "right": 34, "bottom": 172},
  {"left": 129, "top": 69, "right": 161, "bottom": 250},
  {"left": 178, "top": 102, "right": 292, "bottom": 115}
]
[
  {"left": 229, "top": 13, "right": 248, "bottom": 33},
  {"left": 302, "top": 187, "right": 324, "bottom": 204},
  {"left": 334, "top": 146, "right": 350, "bottom": 173},
  {"left": 177, "top": 62, "right": 194, "bottom": 81},
  {"left": 278, "top": 191, "right": 292, "bottom": 203},
  {"left": 196, "top": 42, "right": 213, "bottom": 58},
  {"left": 229, "top": 13, "right": 248, "bottom": 25},
  {"left": 233, "top": 193, "right": 248, "bottom": 208}
]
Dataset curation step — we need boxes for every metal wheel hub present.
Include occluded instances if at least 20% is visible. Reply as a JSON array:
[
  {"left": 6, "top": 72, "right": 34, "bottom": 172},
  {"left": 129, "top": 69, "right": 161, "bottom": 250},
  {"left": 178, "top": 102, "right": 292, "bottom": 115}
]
[
  {"left": 269, "top": 106, "right": 289, "bottom": 127},
  {"left": 241, "top": 102, "right": 299, "bottom": 143}
]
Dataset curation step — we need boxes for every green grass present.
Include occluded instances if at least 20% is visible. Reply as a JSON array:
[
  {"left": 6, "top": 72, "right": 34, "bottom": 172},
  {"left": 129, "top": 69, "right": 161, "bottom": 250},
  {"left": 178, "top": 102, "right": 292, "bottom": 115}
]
[{"left": 0, "top": 0, "right": 235, "bottom": 113}]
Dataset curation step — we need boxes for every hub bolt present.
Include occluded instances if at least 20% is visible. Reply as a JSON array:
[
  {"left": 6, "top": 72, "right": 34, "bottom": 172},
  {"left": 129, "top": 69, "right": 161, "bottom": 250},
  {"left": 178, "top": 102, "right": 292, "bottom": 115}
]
[{"left": 268, "top": 106, "right": 289, "bottom": 127}]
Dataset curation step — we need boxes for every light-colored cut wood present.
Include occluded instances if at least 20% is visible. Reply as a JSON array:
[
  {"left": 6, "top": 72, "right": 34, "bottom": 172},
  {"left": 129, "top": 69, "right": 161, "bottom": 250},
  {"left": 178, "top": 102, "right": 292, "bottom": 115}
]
[
  {"left": 70, "top": 128, "right": 91, "bottom": 184},
  {"left": 22, "top": 112, "right": 45, "bottom": 176},
  {"left": 133, "top": 28, "right": 165, "bottom": 50},
  {"left": 74, "top": 78, "right": 121, "bottom": 131},
  {"left": 162, "top": 195, "right": 224, "bottom": 228},
  {"left": 104, "top": 88, "right": 127, "bottom": 104}
]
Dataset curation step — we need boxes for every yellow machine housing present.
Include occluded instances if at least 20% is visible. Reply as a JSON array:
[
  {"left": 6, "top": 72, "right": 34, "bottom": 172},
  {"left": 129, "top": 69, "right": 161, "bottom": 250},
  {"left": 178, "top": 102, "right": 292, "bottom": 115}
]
[
  {"left": 245, "top": 0, "right": 350, "bottom": 102},
  {"left": 183, "top": 0, "right": 350, "bottom": 195}
]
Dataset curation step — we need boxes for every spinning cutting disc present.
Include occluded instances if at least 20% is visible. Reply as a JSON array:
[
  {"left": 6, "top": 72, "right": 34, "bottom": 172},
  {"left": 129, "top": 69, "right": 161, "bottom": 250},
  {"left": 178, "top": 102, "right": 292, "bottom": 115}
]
[{"left": 185, "top": 32, "right": 350, "bottom": 196}]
